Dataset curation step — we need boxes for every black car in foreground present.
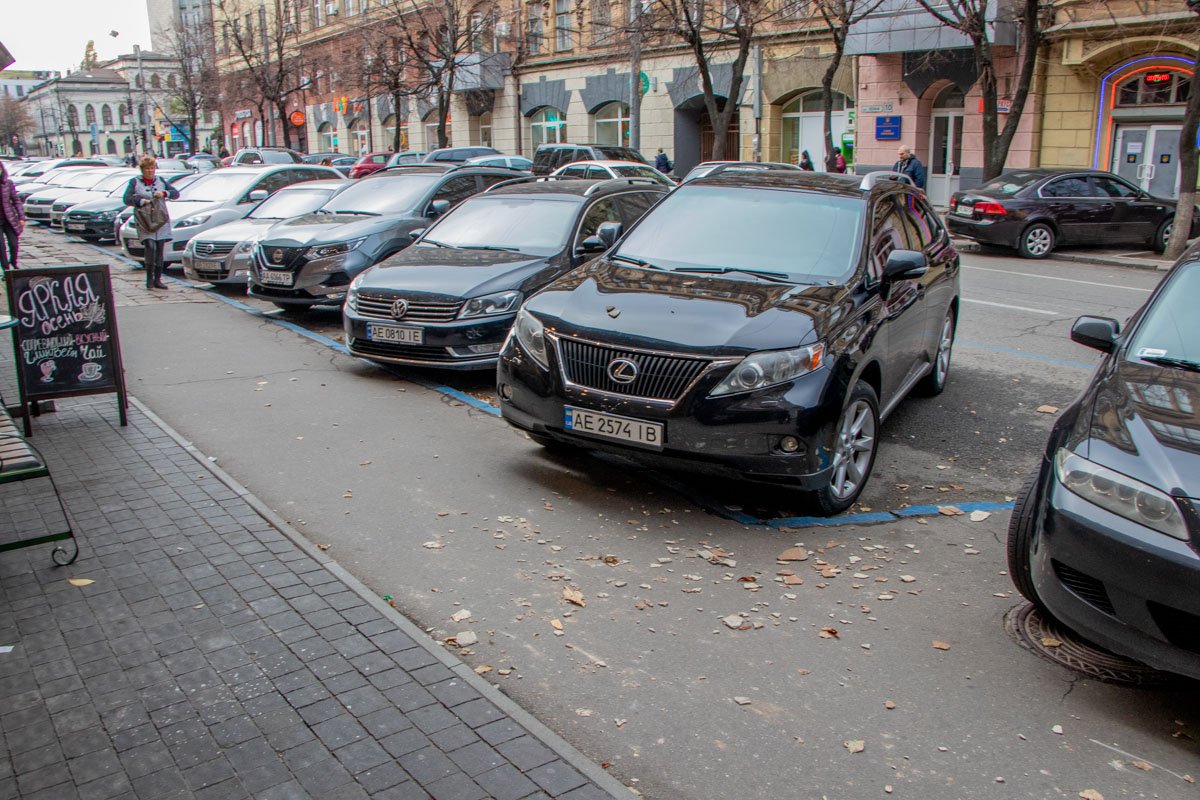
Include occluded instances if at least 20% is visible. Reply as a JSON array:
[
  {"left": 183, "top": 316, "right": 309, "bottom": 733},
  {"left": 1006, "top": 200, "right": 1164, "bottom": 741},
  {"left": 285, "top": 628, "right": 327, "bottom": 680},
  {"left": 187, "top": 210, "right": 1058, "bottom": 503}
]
[
  {"left": 946, "top": 168, "right": 1200, "bottom": 259},
  {"left": 343, "top": 177, "right": 668, "bottom": 369},
  {"left": 497, "top": 172, "right": 960, "bottom": 514},
  {"left": 1007, "top": 242, "right": 1200, "bottom": 680}
]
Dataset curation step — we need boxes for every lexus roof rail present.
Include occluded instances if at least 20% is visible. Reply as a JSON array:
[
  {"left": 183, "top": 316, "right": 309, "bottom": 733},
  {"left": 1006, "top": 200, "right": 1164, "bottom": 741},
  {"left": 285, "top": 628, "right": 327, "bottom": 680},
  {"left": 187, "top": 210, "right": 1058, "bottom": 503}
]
[
  {"left": 481, "top": 174, "right": 578, "bottom": 193},
  {"left": 582, "top": 177, "right": 667, "bottom": 195},
  {"left": 858, "top": 171, "right": 915, "bottom": 190}
]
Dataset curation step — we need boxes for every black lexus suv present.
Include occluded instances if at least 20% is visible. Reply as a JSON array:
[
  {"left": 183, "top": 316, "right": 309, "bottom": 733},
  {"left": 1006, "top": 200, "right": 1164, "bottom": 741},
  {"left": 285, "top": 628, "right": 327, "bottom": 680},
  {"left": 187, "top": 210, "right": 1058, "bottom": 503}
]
[{"left": 497, "top": 171, "right": 961, "bottom": 514}]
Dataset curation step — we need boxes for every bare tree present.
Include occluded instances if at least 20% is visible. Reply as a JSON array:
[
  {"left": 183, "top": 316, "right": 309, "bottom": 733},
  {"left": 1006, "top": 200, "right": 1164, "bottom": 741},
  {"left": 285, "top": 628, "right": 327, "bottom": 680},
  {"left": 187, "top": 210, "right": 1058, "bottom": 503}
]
[
  {"left": 811, "top": 0, "right": 884, "bottom": 170},
  {"left": 914, "top": 0, "right": 1049, "bottom": 181},
  {"left": 160, "top": 25, "right": 218, "bottom": 153},
  {"left": 1164, "top": 1, "right": 1200, "bottom": 260},
  {"left": 352, "top": 15, "right": 420, "bottom": 153},
  {"left": 214, "top": 0, "right": 311, "bottom": 150},
  {"left": 643, "top": 0, "right": 776, "bottom": 160},
  {"left": 0, "top": 97, "right": 35, "bottom": 155}
]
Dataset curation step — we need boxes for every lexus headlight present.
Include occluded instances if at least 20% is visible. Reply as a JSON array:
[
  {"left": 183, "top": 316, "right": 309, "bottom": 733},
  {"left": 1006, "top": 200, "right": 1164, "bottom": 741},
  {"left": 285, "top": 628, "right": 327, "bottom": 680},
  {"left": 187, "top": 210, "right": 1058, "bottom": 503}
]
[
  {"left": 307, "top": 238, "right": 366, "bottom": 259},
  {"left": 709, "top": 343, "right": 824, "bottom": 397},
  {"left": 173, "top": 214, "right": 212, "bottom": 229},
  {"left": 1055, "top": 449, "right": 1188, "bottom": 540},
  {"left": 459, "top": 291, "right": 521, "bottom": 319},
  {"left": 513, "top": 308, "right": 549, "bottom": 369}
]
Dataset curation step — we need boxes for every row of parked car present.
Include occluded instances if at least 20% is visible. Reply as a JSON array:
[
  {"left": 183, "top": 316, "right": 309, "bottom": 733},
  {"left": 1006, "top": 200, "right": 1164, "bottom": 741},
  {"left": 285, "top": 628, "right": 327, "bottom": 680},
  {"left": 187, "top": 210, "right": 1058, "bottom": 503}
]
[{"left": 15, "top": 149, "right": 1200, "bottom": 683}]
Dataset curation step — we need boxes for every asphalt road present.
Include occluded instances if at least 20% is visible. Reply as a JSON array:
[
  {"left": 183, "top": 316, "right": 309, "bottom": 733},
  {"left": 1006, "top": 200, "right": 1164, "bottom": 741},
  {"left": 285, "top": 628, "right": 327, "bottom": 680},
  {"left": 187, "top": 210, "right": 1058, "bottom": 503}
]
[{"left": 53, "top": 229, "right": 1200, "bottom": 800}]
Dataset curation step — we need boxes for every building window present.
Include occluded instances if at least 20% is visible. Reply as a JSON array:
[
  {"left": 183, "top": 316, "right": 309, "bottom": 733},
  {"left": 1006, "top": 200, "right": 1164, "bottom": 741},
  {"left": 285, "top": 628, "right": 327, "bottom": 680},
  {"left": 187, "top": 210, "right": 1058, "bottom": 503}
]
[
  {"left": 168, "top": 74, "right": 177, "bottom": 90},
  {"left": 527, "top": 13, "right": 544, "bottom": 55},
  {"left": 151, "top": 73, "right": 162, "bottom": 90},
  {"left": 555, "top": 0, "right": 573, "bottom": 51},
  {"left": 530, "top": 106, "right": 567, "bottom": 148},
  {"left": 83, "top": 104, "right": 95, "bottom": 126},
  {"left": 106, "top": 139, "right": 117, "bottom": 154},
  {"left": 382, "top": 115, "right": 408, "bottom": 150},
  {"left": 780, "top": 89, "right": 854, "bottom": 170},
  {"left": 1117, "top": 72, "right": 1190, "bottom": 106},
  {"left": 592, "top": 0, "right": 612, "bottom": 44},
  {"left": 349, "top": 119, "right": 369, "bottom": 154},
  {"left": 425, "top": 117, "right": 451, "bottom": 149},
  {"left": 311, "top": 0, "right": 325, "bottom": 28},
  {"left": 119, "top": 104, "right": 128, "bottom": 125},
  {"left": 101, "top": 105, "right": 113, "bottom": 127},
  {"left": 593, "top": 101, "right": 629, "bottom": 145},
  {"left": 476, "top": 112, "right": 492, "bottom": 146},
  {"left": 470, "top": 12, "right": 486, "bottom": 52}
]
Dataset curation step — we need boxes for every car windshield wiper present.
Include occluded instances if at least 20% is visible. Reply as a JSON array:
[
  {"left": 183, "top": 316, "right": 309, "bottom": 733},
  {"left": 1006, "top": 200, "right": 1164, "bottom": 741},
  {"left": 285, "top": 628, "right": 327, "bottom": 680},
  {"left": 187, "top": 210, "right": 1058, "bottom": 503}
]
[
  {"left": 670, "top": 266, "right": 795, "bottom": 283},
  {"left": 611, "top": 254, "right": 663, "bottom": 269},
  {"left": 1138, "top": 354, "right": 1200, "bottom": 373},
  {"left": 454, "top": 244, "right": 521, "bottom": 252},
  {"left": 326, "top": 210, "right": 380, "bottom": 216},
  {"left": 420, "top": 238, "right": 452, "bottom": 248}
]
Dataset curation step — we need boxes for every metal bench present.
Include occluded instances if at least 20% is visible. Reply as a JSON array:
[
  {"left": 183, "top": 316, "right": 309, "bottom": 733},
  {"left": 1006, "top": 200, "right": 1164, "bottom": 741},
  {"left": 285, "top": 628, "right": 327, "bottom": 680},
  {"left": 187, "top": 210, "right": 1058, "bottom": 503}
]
[{"left": 0, "top": 405, "right": 78, "bottom": 565}]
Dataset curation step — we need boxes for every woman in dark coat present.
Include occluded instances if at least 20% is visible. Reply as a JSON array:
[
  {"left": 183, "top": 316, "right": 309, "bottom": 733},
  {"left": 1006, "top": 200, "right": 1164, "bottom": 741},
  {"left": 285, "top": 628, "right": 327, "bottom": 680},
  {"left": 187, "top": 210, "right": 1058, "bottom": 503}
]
[
  {"left": 123, "top": 156, "right": 180, "bottom": 290},
  {"left": 799, "top": 150, "right": 815, "bottom": 171},
  {"left": 0, "top": 161, "right": 25, "bottom": 271}
]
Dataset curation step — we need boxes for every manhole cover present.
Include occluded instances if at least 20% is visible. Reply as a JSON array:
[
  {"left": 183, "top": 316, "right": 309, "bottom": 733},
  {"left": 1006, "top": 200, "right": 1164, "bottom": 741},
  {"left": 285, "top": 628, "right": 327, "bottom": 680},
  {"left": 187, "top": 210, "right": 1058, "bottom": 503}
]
[{"left": 1004, "top": 602, "right": 1174, "bottom": 686}]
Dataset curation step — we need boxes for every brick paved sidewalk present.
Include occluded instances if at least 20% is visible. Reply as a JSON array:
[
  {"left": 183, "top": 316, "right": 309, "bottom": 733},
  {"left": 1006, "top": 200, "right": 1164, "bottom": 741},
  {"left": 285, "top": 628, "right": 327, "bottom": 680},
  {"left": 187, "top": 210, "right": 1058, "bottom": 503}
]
[{"left": 0, "top": 237, "right": 624, "bottom": 799}]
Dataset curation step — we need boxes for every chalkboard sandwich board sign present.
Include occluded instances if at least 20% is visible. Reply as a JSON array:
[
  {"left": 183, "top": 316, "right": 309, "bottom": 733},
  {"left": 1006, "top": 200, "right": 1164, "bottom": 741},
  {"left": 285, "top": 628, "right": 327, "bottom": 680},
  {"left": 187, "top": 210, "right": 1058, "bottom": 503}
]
[{"left": 5, "top": 264, "right": 128, "bottom": 435}]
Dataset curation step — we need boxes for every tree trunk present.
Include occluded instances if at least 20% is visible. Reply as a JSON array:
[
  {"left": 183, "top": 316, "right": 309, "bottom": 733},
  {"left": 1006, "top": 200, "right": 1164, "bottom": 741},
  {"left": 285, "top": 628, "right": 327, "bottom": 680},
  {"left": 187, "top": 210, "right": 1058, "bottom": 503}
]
[
  {"left": 988, "top": 0, "right": 1042, "bottom": 183},
  {"left": 188, "top": 107, "right": 199, "bottom": 154},
  {"left": 392, "top": 91, "right": 405, "bottom": 152},
  {"left": 276, "top": 100, "right": 292, "bottom": 150},
  {"left": 1164, "top": 51, "right": 1200, "bottom": 261},
  {"left": 820, "top": 30, "right": 844, "bottom": 172}
]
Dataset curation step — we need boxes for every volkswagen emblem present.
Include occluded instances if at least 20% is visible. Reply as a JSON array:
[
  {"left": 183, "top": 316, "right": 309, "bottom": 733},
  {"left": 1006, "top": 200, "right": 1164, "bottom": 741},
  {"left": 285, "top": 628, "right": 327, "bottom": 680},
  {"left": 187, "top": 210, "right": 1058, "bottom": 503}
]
[
  {"left": 391, "top": 299, "right": 409, "bottom": 319},
  {"left": 271, "top": 249, "right": 284, "bottom": 264},
  {"left": 201, "top": 242, "right": 215, "bottom": 255},
  {"left": 607, "top": 358, "right": 639, "bottom": 385}
]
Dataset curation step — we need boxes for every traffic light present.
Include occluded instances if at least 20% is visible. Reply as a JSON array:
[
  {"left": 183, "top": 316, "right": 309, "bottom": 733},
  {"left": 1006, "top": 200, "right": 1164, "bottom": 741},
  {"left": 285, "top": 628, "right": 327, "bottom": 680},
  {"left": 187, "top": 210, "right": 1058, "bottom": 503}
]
[{"left": 156, "top": 133, "right": 164, "bottom": 142}]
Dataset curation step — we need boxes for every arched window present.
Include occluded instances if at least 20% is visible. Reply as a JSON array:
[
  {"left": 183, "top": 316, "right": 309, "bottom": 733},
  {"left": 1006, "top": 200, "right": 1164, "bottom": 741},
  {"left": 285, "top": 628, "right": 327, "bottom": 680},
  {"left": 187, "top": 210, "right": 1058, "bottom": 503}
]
[
  {"left": 349, "top": 118, "right": 369, "bottom": 154},
  {"left": 593, "top": 102, "right": 629, "bottom": 145},
  {"left": 85, "top": 105, "right": 96, "bottom": 125},
  {"left": 119, "top": 104, "right": 128, "bottom": 125},
  {"left": 933, "top": 84, "right": 965, "bottom": 109},
  {"left": 151, "top": 74, "right": 162, "bottom": 90},
  {"left": 1117, "top": 71, "right": 1190, "bottom": 106},
  {"left": 318, "top": 121, "right": 336, "bottom": 152},
  {"left": 529, "top": 107, "right": 566, "bottom": 148},
  {"left": 66, "top": 105, "right": 79, "bottom": 127},
  {"left": 138, "top": 105, "right": 147, "bottom": 124},
  {"left": 101, "top": 105, "right": 113, "bottom": 127},
  {"left": 167, "top": 74, "right": 177, "bottom": 90},
  {"left": 780, "top": 89, "right": 854, "bottom": 170},
  {"left": 123, "top": 136, "right": 133, "bottom": 154},
  {"left": 106, "top": 139, "right": 117, "bottom": 154}
]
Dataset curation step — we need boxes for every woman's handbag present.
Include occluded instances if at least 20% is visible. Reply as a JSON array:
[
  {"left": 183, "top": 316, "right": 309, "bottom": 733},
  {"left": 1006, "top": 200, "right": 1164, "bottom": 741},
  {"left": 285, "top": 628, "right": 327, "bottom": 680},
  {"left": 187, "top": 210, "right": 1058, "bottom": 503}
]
[{"left": 134, "top": 198, "right": 168, "bottom": 235}]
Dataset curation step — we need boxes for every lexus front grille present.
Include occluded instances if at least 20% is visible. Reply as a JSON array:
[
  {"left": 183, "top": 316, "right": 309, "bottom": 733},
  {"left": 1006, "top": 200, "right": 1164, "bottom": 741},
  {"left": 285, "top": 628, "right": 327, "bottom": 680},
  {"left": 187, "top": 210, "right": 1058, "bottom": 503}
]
[
  {"left": 555, "top": 335, "right": 713, "bottom": 402},
  {"left": 353, "top": 294, "right": 463, "bottom": 323}
]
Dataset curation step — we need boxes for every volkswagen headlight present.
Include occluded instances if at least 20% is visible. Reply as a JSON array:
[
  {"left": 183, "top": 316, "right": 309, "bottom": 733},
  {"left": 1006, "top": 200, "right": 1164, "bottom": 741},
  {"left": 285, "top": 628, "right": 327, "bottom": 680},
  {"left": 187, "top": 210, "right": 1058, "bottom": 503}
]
[
  {"left": 513, "top": 308, "right": 549, "bottom": 369},
  {"left": 346, "top": 273, "right": 366, "bottom": 308},
  {"left": 236, "top": 240, "right": 256, "bottom": 253},
  {"left": 1055, "top": 449, "right": 1188, "bottom": 540},
  {"left": 307, "top": 238, "right": 366, "bottom": 259},
  {"left": 459, "top": 291, "right": 521, "bottom": 319},
  {"left": 173, "top": 214, "right": 212, "bottom": 229},
  {"left": 709, "top": 343, "right": 824, "bottom": 397}
]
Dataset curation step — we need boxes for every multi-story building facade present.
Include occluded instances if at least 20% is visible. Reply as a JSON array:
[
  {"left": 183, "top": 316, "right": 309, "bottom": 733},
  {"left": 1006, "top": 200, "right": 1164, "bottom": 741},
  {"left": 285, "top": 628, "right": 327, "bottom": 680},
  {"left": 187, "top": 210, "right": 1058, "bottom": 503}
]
[{"left": 1, "top": 69, "right": 59, "bottom": 101}]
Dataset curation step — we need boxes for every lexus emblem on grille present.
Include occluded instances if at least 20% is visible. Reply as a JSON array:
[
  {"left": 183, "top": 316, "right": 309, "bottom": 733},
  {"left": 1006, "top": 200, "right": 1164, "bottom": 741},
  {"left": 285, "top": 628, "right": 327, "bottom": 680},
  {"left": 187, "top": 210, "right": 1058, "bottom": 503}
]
[
  {"left": 391, "top": 299, "right": 408, "bottom": 319},
  {"left": 607, "top": 358, "right": 639, "bottom": 385},
  {"left": 202, "top": 242, "right": 215, "bottom": 255},
  {"left": 271, "top": 249, "right": 284, "bottom": 264}
]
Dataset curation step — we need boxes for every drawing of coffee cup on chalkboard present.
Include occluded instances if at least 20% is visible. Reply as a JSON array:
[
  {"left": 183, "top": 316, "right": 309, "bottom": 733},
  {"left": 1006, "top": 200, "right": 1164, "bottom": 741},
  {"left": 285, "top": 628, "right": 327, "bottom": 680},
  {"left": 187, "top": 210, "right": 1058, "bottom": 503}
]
[
  {"left": 39, "top": 360, "right": 56, "bottom": 383},
  {"left": 79, "top": 362, "right": 103, "bottom": 382}
]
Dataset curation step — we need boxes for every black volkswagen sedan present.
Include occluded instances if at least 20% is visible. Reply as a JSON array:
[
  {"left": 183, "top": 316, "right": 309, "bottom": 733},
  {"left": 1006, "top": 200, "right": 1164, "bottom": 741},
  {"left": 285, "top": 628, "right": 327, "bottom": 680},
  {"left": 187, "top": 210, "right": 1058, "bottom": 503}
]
[
  {"left": 497, "top": 172, "right": 961, "bottom": 514},
  {"left": 1007, "top": 242, "right": 1200, "bottom": 680},
  {"left": 344, "top": 177, "right": 668, "bottom": 369},
  {"left": 946, "top": 169, "right": 1199, "bottom": 259}
]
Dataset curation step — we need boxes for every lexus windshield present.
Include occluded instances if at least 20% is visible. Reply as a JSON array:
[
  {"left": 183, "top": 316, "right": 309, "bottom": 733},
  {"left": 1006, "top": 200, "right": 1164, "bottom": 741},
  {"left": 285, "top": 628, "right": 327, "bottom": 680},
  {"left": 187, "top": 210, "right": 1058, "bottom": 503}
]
[
  {"left": 420, "top": 197, "right": 578, "bottom": 256},
  {"left": 319, "top": 175, "right": 439, "bottom": 215},
  {"left": 616, "top": 185, "right": 863, "bottom": 281}
]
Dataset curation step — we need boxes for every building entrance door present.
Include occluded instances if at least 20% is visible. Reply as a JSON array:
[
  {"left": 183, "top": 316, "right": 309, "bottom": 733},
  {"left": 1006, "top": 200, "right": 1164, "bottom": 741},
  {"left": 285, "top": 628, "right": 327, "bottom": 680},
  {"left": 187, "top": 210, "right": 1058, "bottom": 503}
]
[
  {"left": 927, "top": 112, "right": 963, "bottom": 206},
  {"left": 1112, "top": 125, "right": 1182, "bottom": 198}
]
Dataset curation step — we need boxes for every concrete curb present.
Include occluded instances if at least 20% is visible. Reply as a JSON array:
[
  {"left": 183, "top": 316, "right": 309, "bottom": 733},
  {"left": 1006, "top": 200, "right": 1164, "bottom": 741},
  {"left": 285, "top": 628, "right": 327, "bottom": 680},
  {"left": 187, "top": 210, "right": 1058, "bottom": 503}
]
[
  {"left": 127, "top": 394, "right": 634, "bottom": 799},
  {"left": 951, "top": 238, "right": 1171, "bottom": 271}
]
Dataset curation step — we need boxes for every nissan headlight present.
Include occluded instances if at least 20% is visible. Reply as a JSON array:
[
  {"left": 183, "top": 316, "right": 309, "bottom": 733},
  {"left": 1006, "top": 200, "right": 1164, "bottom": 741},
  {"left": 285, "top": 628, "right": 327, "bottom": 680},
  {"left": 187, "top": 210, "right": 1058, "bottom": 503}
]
[
  {"left": 459, "top": 291, "right": 521, "bottom": 319},
  {"left": 173, "top": 214, "right": 212, "bottom": 229},
  {"left": 513, "top": 308, "right": 549, "bottom": 369},
  {"left": 709, "top": 343, "right": 824, "bottom": 397},
  {"left": 307, "top": 238, "right": 366, "bottom": 259},
  {"left": 1055, "top": 449, "right": 1188, "bottom": 540}
]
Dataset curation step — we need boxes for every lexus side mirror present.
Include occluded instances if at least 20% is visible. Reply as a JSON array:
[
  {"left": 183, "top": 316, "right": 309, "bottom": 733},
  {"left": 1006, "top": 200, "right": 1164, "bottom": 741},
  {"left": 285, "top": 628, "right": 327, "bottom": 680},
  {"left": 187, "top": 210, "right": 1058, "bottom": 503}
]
[
  {"left": 597, "top": 220, "right": 623, "bottom": 248},
  {"left": 1071, "top": 316, "right": 1120, "bottom": 353},
  {"left": 409, "top": 228, "right": 425, "bottom": 241},
  {"left": 882, "top": 249, "right": 928, "bottom": 281},
  {"left": 576, "top": 235, "right": 607, "bottom": 254},
  {"left": 428, "top": 199, "right": 450, "bottom": 218},
  {"left": 247, "top": 189, "right": 268, "bottom": 202}
]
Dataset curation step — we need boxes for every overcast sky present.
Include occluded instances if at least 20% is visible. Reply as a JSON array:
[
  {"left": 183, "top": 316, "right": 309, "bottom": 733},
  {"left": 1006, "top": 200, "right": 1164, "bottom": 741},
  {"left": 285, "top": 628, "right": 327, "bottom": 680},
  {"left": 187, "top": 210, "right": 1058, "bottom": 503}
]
[{"left": 4, "top": 0, "right": 153, "bottom": 75}]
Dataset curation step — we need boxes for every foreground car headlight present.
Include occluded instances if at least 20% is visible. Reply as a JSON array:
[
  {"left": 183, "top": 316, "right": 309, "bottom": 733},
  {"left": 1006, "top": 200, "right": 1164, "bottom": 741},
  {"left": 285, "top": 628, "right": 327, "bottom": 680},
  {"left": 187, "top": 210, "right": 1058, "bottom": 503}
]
[
  {"left": 513, "top": 308, "right": 549, "bottom": 369},
  {"left": 94, "top": 210, "right": 116, "bottom": 221},
  {"left": 174, "top": 214, "right": 212, "bottom": 229},
  {"left": 346, "top": 272, "right": 366, "bottom": 307},
  {"left": 236, "top": 240, "right": 255, "bottom": 253},
  {"left": 459, "top": 291, "right": 521, "bottom": 319},
  {"left": 307, "top": 238, "right": 366, "bottom": 259},
  {"left": 1054, "top": 449, "right": 1188, "bottom": 541},
  {"left": 709, "top": 343, "right": 825, "bottom": 397}
]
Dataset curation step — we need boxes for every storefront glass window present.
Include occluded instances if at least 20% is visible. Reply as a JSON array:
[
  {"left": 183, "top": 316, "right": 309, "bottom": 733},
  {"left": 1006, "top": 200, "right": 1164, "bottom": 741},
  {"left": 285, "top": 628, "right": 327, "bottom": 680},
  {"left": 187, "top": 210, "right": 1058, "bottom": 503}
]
[
  {"left": 781, "top": 90, "right": 854, "bottom": 169},
  {"left": 530, "top": 107, "right": 567, "bottom": 148},
  {"left": 1117, "top": 73, "right": 1190, "bottom": 106},
  {"left": 594, "top": 102, "right": 630, "bottom": 145}
]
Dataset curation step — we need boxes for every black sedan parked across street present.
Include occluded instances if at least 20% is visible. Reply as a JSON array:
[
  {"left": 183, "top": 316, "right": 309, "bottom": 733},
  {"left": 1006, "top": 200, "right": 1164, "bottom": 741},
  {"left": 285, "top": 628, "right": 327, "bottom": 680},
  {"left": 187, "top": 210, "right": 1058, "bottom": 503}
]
[
  {"left": 344, "top": 177, "right": 668, "bottom": 369},
  {"left": 497, "top": 172, "right": 960, "bottom": 515},
  {"left": 946, "top": 169, "right": 1199, "bottom": 259},
  {"left": 1007, "top": 242, "right": 1200, "bottom": 680}
]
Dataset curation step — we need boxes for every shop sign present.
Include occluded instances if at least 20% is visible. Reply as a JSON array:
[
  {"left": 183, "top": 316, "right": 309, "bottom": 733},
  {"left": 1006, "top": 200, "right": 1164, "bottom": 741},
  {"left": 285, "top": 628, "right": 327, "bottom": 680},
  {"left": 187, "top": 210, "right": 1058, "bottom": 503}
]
[
  {"left": 977, "top": 98, "right": 1013, "bottom": 114},
  {"left": 1144, "top": 72, "right": 1172, "bottom": 85},
  {"left": 860, "top": 102, "right": 893, "bottom": 114},
  {"left": 875, "top": 116, "right": 902, "bottom": 141},
  {"left": 234, "top": 109, "right": 252, "bottom": 119},
  {"left": 289, "top": 110, "right": 306, "bottom": 127}
]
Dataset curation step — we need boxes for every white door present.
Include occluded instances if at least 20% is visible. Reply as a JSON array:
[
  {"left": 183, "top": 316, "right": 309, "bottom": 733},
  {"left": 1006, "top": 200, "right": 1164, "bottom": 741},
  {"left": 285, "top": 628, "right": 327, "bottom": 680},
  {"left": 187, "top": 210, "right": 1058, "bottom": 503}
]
[
  {"left": 927, "top": 113, "right": 963, "bottom": 206},
  {"left": 1113, "top": 125, "right": 1182, "bottom": 198}
]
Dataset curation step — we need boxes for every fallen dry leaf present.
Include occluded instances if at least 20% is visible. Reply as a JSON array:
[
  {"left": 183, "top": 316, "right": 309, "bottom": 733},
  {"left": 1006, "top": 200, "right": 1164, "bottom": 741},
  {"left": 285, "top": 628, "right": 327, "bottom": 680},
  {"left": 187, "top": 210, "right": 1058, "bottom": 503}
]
[
  {"left": 451, "top": 609, "right": 472, "bottom": 623},
  {"left": 422, "top": 541, "right": 445, "bottom": 550},
  {"left": 1041, "top": 637, "right": 1063, "bottom": 648},
  {"left": 474, "top": 665, "right": 492, "bottom": 674},
  {"left": 938, "top": 506, "right": 964, "bottom": 516},
  {"left": 733, "top": 696, "right": 752, "bottom": 706},
  {"left": 575, "top": 708, "right": 595, "bottom": 717},
  {"left": 969, "top": 510, "right": 991, "bottom": 522},
  {"left": 1078, "top": 791, "right": 1104, "bottom": 800},
  {"left": 342, "top": 490, "right": 353, "bottom": 499},
  {"left": 317, "top": 543, "right": 331, "bottom": 551},
  {"left": 562, "top": 587, "right": 586, "bottom": 607},
  {"left": 452, "top": 631, "right": 478, "bottom": 647},
  {"left": 1131, "top": 761, "right": 1152, "bottom": 772},
  {"left": 932, "top": 640, "right": 952, "bottom": 651},
  {"left": 884, "top": 700, "right": 897, "bottom": 710},
  {"left": 777, "top": 546, "right": 809, "bottom": 562},
  {"left": 1037, "top": 405, "right": 1059, "bottom": 414},
  {"left": 67, "top": 578, "right": 94, "bottom": 587},
  {"left": 550, "top": 619, "right": 564, "bottom": 631},
  {"left": 844, "top": 739, "right": 865, "bottom": 754},
  {"left": 819, "top": 627, "right": 840, "bottom": 639}
]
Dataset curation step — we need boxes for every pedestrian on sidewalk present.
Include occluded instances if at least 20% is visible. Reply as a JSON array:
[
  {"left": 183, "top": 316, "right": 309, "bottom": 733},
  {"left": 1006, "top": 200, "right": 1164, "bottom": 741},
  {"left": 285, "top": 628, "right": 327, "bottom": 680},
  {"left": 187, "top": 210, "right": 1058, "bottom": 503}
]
[
  {"left": 799, "top": 150, "right": 815, "bottom": 171},
  {"left": 655, "top": 148, "right": 672, "bottom": 174},
  {"left": 832, "top": 146, "right": 847, "bottom": 174},
  {"left": 0, "top": 162, "right": 24, "bottom": 271},
  {"left": 892, "top": 144, "right": 926, "bottom": 189},
  {"left": 123, "top": 156, "right": 179, "bottom": 290}
]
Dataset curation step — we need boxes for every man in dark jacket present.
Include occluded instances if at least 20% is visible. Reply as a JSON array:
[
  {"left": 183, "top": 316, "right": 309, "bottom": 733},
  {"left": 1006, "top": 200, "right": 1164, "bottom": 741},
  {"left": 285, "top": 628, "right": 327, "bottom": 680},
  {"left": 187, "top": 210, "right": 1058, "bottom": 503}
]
[
  {"left": 892, "top": 145, "right": 926, "bottom": 189},
  {"left": 654, "top": 149, "right": 672, "bottom": 174}
]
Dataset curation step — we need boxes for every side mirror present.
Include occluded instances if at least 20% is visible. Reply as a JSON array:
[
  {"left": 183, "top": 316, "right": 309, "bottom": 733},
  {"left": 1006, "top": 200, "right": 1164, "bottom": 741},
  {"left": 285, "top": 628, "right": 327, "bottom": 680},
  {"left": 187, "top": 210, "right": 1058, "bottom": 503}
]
[
  {"left": 1071, "top": 315, "right": 1120, "bottom": 353},
  {"left": 428, "top": 199, "right": 450, "bottom": 218},
  {"left": 247, "top": 189, "right": 269, "bottom": 202},
  {"left": 882, "top": 249, "right": 928, "bottom": 281},
  {"left": 409, "top": 228, "right": 425, "bottom": 241},
  {"left": 597, "top": 220, "right": 623, "bottom": 248},
  {"left": 576, "top": 235, "right": 608, "bottom": 254}
]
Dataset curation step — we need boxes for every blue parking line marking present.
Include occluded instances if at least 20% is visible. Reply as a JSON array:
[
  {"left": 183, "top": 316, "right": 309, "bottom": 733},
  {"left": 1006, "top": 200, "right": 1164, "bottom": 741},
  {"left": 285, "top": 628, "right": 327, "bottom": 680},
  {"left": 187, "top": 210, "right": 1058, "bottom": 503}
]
[
  {"left": 893, "top": 500, "right": 1015, "bottom": 517},
  {"left": 959, "top": 338, "right": 1096, "bottom": 371}
]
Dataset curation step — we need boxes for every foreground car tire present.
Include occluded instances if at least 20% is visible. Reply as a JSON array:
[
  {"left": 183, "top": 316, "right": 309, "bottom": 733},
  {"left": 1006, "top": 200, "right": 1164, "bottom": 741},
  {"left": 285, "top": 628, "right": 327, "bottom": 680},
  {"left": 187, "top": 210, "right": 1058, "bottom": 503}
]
[
  {"left": 915, "top": 309, "right": 955, "bottom": 396},
  {"left": 1152, "top": 218, "right": 1172, "bottom": 254},
  {"left": 1018, "top": 223, "right": 1055, "bottom": 259},
  {"left": 807, "top": 382, "right": 880, "bottom": 516},
  {"left": 1006, "top": 468, "right": 1046, "bottom": 611}
]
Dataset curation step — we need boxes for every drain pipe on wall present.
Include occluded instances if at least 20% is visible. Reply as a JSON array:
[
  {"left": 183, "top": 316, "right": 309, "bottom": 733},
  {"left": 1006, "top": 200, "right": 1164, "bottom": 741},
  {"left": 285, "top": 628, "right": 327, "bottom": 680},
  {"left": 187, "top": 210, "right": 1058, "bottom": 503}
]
[{"left": 752, "top": 43, "right": 763, "bottom": 162}]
